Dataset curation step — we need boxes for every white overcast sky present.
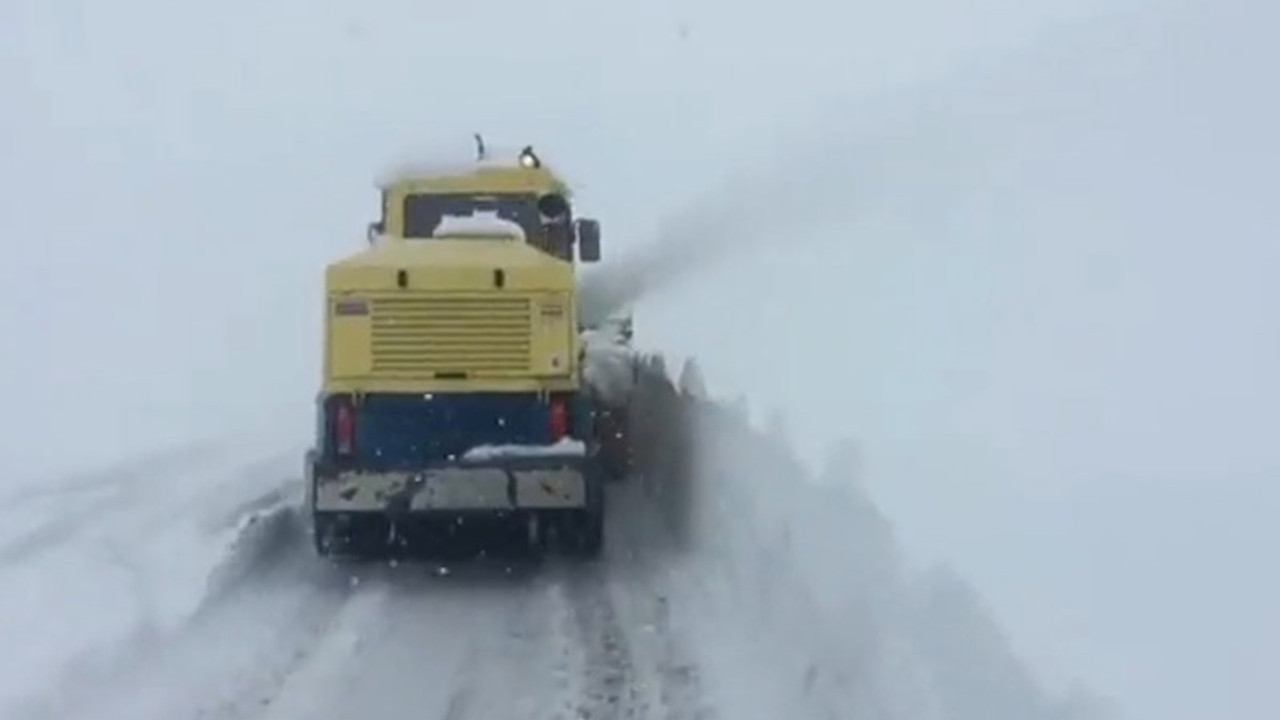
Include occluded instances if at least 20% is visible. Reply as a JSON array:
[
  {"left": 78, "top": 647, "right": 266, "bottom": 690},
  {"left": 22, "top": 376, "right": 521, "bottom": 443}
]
[{"left": 2, "top": 1, "right": 1277, "bottom": 719}]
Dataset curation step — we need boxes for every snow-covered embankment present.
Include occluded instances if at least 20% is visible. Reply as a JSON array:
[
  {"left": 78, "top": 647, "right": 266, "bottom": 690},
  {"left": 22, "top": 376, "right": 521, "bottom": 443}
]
[
  {"left": 0, "top": 431, "right": 317, "bottom": 720},
  {"left": 615, "top": 349, "right": 1114, "bottom": 720}
]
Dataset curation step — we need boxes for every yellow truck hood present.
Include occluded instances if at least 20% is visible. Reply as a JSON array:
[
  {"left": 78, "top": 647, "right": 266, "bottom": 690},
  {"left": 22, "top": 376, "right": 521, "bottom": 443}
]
[{"left": 326, "top": 238, "right": 573, "bottom": 293}]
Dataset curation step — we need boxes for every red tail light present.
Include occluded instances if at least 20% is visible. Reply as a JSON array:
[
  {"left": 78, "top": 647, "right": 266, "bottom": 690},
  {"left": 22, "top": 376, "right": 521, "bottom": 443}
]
[
  {"left": 548, "top": 397, "right": 569, "bottom": 441},
  {"left": 334, "top": 399, "right": 355, "bottom": 455}
]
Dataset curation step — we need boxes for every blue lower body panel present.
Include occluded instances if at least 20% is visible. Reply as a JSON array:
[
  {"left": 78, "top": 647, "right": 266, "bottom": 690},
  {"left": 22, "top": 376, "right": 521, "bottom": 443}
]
[
  {"left": 305, "top": 392, "right": 605, "bottom": 557},
  {"left": 308, "top": 391, "right": 599, "bottom": 513}
]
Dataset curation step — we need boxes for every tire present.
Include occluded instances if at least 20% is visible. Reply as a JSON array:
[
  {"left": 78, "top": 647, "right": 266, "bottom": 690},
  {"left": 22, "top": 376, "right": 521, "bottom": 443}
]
[
  {"left": 313, "top": 513, "right": 384, "bottom": 561},
  {"left": 565, "top": 508, "right": 604, "bottom": 559},
  {"left": 312, "top": 512, "right": 338, "bottom": 557}
]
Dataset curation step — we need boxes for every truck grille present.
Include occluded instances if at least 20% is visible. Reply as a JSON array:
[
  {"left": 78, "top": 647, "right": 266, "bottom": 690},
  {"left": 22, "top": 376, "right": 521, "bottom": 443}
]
[{"left": 370, "top": 295, "right": 532, "bottom": 375}]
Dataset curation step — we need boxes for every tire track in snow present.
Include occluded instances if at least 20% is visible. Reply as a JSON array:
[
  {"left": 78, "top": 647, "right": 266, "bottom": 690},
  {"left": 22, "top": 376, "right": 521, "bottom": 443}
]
[
  {"left": 0, "top": 446, "right": 296, "bottom": 569},
  {"left": 541, "top": 562, "right": 712, "bottom": 720},
  {"left": 612, "top": 580, "right": 714, "bottom": 720},
  {"left": 539, "top": 477, "right": 714, "bottom": 720},
  {"left": 263, "top": 554, "right": 684, "bottom": 720},
  {"left": 0, "top": 440, "right": 228, "bottom": 507},
  {"left": 557, "top": 569, "right": 644, "bottom": 720},
  {"left": 598, "top": 478, "right": 717, "bottom": 720},
  {"left": 253, "top": 556, "right": 561, "bottom": 720}
]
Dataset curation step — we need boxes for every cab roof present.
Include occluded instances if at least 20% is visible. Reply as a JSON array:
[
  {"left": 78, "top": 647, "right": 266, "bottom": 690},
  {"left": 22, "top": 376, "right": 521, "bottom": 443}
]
[{"left": 374, "top": 153, "right": 571, "bottom": 198}]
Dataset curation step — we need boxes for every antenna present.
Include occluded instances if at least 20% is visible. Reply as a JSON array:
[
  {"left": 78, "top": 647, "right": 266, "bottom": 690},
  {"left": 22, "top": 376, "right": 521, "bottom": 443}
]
[{"left": 473, "top": 133, "right": 487, "bottom": 161}]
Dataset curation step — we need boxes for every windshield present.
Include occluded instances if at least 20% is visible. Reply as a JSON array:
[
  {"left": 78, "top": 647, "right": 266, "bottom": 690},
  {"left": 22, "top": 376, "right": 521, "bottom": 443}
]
[{"left": 402, "top": 193, "right": 540, "bottom": 239}]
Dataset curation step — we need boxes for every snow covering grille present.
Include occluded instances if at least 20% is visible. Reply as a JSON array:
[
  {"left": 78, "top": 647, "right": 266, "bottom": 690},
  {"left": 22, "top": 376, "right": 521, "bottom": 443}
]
[{"left": 370, "top": 295, "right": 532, "bottom": 375}]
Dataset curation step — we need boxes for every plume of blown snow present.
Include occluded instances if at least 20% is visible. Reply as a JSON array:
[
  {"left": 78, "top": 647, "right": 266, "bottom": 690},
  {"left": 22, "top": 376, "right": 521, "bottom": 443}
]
[
  {"left": 576, "top": 96, "right": 981, "bottom": 326},
  {"left": 580, "top": 327, "right": 640, "bottom": 408}
]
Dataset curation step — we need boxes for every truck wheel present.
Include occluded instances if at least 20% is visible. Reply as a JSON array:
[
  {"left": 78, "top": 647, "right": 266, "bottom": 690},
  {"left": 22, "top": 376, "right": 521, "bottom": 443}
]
[
  {"left": 312, "top": 513, "right": 339, "bottom": 557},
  {"left": 566, "top": 509, "right": 604, "bottom": 558},
  {"left": 313, "top": 513, "right": 369, "bottom": 559}
]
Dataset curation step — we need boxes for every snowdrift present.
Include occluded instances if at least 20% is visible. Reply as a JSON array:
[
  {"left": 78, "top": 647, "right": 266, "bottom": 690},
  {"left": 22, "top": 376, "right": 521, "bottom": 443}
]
[
  {"left": 0, "top": 437, "right": 312, "bottom": 720},
  {"left": 621, "top": 353, "right": 1115, "bottom": 720}
]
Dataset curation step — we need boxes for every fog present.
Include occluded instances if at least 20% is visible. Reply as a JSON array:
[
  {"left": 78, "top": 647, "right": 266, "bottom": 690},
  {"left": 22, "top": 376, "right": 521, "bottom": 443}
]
[{"left": 3, "top": 0, "right": 1276, "bottom": 718}]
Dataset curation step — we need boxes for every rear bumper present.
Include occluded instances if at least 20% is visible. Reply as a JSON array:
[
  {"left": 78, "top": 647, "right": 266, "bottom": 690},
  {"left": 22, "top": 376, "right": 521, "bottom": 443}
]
[{"left": 306, "top": 449, "right": 591, "bottom": 514}]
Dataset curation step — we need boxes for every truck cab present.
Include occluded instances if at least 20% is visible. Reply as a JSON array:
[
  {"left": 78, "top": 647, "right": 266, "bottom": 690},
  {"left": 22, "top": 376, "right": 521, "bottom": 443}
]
[
  {"left": 366, "top": 146, "right": 600, "bottom": 264},
  {"left": 305, "top": 145, "right": 609, "bottom": 560}
]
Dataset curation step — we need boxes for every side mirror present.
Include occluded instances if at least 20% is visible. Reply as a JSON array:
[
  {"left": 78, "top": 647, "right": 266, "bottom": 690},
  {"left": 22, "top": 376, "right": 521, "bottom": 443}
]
[
  {"left": 366, "top": 221, "right": 383, "bottom": 245},
  {"left": 576, "top": 218, "right": 601, "bottom": 262}
]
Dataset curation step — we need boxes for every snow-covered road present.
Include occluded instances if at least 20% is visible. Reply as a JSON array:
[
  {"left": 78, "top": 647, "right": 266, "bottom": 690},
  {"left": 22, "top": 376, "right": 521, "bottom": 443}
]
[
  {"left": 0, "top": 367, "right": 1101, "bottom": 720},
  {"left": 1, "top": 464, "right": 712, "bottom": 720},
  {"left": 255, "top": 481, "right": 711, "bottom": 720}
]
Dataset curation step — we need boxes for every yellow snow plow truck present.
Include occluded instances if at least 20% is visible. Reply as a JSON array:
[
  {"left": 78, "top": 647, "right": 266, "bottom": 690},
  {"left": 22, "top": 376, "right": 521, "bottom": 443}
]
[{"left": 304, "top": 143, "right": 625, "bottom": 560}]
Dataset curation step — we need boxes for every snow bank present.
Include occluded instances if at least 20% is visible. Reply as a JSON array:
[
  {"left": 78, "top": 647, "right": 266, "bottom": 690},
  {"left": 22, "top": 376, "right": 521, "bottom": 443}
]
[
  {"left": 674, "top": 400, "right": 1115, "bottom": 720},
  {"left": 0, "top": 440, "right": 302, "bottom": 718},
  {"left": 621, "top": 356, "right": 1114, "bottom": 720}
]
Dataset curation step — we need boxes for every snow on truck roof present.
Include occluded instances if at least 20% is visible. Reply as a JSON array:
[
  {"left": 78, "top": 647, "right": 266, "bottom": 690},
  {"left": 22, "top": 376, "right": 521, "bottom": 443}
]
[
  {"left": 373, "top": 144, "right": 569, "bottom": 193},
  {"left": 375, "top": 156, "right": 521, "bottom": 184}
]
